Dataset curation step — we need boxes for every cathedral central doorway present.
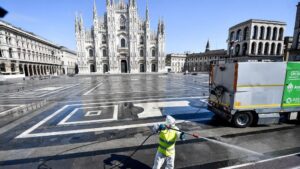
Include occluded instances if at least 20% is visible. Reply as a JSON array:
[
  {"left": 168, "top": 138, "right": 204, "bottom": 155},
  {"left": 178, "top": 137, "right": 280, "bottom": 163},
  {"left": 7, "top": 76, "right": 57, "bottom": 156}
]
[
  {"left": 121, "top": 60, "right": 127, "bottom": 73},
  {"left": 140, "top": 64, "right": 145, "bottom": 72},
  {"left": 90, "top": 64, "right": 95, "bottom": 73},
  {"left": 103, "top": 64, "right": 108, "bottom": 73},
  {"left": 151, "top": 64, "right": 156, "bottom": 72}
]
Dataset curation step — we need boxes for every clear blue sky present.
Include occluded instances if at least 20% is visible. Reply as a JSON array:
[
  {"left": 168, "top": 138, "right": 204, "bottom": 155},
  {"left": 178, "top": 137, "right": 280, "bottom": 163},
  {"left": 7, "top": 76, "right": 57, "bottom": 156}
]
[{"left": 1, "top": 0, "right": 298, "bottom": 53}]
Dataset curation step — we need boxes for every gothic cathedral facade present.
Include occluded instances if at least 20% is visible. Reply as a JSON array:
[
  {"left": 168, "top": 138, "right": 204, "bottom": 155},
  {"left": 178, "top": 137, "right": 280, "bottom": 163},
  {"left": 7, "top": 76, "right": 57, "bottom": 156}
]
[{"left": 75, "top": 0, "right": 166, "bottom": 74}]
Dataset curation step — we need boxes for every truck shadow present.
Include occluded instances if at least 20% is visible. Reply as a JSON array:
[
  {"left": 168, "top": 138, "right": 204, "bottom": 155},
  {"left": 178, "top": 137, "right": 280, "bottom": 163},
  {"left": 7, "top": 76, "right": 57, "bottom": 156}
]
[{"left": 103, "top": 154, "right": 151, "bottom": 169}]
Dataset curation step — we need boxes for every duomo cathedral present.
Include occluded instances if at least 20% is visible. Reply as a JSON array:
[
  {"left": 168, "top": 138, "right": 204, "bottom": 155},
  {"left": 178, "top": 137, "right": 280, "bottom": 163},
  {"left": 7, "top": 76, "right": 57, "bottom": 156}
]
[{"left": 75, "top": 0, "right": 166, "bottom": 74}]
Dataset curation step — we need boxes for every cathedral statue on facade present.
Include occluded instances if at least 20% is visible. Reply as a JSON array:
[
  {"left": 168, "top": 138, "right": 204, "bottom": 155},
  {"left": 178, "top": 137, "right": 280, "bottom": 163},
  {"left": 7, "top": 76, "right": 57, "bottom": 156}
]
[{"left": 75, "top": 0, "right": 166, "bottom": 74}]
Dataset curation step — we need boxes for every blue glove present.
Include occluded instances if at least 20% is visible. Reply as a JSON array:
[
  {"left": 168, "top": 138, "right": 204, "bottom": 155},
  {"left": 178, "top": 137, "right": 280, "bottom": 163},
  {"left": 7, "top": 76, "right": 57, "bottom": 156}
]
[
  {"left": 158, "top": 124, "right": 166, "bottom": 131},
  {"left": 180, "top": 132, "right": 186, "bottom": 141}
]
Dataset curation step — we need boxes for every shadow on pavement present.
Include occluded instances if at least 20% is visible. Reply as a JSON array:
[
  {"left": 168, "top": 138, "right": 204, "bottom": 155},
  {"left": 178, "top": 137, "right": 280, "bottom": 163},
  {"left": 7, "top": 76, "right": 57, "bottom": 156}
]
[{"left": 103, "top": 154, "right": 151, "bottom": 169}]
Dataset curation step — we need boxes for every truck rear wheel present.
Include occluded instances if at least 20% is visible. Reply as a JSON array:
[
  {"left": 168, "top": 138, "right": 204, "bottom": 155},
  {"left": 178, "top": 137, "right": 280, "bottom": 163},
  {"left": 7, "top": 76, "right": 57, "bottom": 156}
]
[{"left": 232, "top": 112, "right": 253, "bottom": 128}]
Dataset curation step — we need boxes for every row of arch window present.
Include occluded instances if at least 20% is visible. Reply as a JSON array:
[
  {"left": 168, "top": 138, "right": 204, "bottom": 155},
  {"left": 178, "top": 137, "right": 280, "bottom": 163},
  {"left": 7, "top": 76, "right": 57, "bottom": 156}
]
[
  {"left": 100, "top": 35, "right": 146, "bottom": 47},
  {"left": 90, "top": 63, "right": 157, "bottom": 73},
  {"left": 88, "top": 48, "right": 156, "bottom": 57},
  {"left": 0, "top": 63, "right": 58, "bottom": 76},
  {"left": 89, "top": 49, "right": 107, "bottom": 57},
  {"left": 139, "top": 49, "right": 156, "bottom": 57},
  {"left": 230, "top": 26, "right": 284, "bottom": 41},
  {"left": 233, "top": 42, "right": 282, "bottom": 56}
]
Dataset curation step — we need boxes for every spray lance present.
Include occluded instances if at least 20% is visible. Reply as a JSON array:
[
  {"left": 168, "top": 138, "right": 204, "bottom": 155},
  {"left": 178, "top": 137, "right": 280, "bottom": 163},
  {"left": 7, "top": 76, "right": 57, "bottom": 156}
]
[{"left": 166, "top": 126, "right": 200, "bottom": 139}]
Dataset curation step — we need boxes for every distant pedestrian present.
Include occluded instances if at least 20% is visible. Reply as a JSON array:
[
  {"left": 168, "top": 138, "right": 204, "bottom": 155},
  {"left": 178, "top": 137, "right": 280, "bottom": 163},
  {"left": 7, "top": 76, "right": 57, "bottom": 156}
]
[{"left": 152, "top": 115, "right": 186, "bottom": 169}]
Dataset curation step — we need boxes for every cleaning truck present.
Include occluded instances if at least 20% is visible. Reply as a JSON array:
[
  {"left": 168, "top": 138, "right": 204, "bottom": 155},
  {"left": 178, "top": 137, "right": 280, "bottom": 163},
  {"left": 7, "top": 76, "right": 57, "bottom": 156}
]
[{"left": 208, "top": 62, "right": 300, "bottom": 128}]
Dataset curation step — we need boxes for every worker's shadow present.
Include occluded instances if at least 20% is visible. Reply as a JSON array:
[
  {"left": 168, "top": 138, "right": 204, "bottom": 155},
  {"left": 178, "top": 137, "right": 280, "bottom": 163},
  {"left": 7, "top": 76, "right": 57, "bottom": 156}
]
[{"left": 103, "top": 154, "right": 151, "bottom": 169}]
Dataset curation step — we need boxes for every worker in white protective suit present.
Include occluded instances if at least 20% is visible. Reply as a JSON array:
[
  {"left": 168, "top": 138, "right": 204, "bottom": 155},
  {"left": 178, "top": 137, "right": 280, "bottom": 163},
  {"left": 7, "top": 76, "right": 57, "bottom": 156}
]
[{"left": 152, "top": 115, "right": 186, "bottom": 169}]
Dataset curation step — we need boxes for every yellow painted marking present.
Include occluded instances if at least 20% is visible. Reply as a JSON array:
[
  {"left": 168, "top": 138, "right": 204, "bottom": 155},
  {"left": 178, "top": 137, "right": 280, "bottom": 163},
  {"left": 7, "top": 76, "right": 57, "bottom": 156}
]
[
  {"left": 237, "top": 84, "right": 284, "bottom": 88},
  {"left": 235, "top": 104, "right": 281, "bottom": 109},
  {"left": 282, "top": 104, "right": 300, "bottom": 107},
  {"left": 234, "top": 102, "right": 241, "bottom": 107},
  {"left": 209, "top": 99, "right": 230, "bottom": 107}
]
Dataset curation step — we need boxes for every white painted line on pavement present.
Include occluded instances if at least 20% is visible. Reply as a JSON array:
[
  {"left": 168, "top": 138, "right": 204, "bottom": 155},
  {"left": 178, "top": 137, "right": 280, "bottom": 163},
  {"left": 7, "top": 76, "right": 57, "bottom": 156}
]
[
  {"left": 16, "top": 105, "right": 69, "bottom": 138},
  {"left": 220, "top": 152, "right": 300, "bottom": 169},
  {"left": 83, "top": 83, "right": 103, "bottom": 95},
  {"left": 289, "top": 166, "right": 300, "bottom": 169},
  {"left": 70, "top": 97, "right": 208, "bottom": 106},
  {"left": 58, "top": 105, "right": 118, "bottom": 125},
  {"left": 136, "top": 101, "right": 202, "bottom": 118},
  {"left": 0, "top": 105, "right": 26, "bottom": 116},
  {"left": 16, "top": 117, "right": 211, "bottom": 138},
  {"left": 37, "top": 84, "right": 80, "bottom": 97},
  {"left": 2, "top": 84, "right": 80, "bottom": 98},
  {"left": 58, "top": 108, "right": 79, "bottom": 125},
  {"left": 62, "top": 96, "right": 208, "bottom": 103},
  {"left": 200, "top": 99, "right": 208, "bottom": 104},
  {"left": 94, "top": 88, "right": 205, "bottom": 95},
  {"left": 0, "top": 104, "right": 23, "bottom": 106},
  {"left": 85, "top": 110, "right": 102, "bottom": 117},
  {"left": 16, "top": 97, "right": 210, "bottom": 138}
]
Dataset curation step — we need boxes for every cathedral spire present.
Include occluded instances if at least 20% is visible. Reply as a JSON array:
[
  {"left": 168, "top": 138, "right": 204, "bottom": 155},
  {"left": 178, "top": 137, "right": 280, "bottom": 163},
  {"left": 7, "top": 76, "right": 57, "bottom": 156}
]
[
  {"left": 157, "top": 19, "right": 161, "bottom": 34},
  {"left": 146, "top": 0, "right": 149, "bottom": 21},
  {"left": 93, "top": 0, "right": 98, "bottom": 19},
  {"left": 75, "top": 12, "right": 78, "bottom": 33},
  {"left": 205, "top": 39, "right": 210, "bottom": 52},
  {"left": 161, "top": 18, "right": 165, "bottom": 35},
  {"left": 78, "top": 13, "right": 84, "bottom": 32},
  {"left": 119, "top": 0, "right": 125, "bottom": 9},
  {"left": 106, "top": 0, "right": 111, "bottom": 7},
  {"left": 129, "top": 0, "right": 136, "bottom": 8}
]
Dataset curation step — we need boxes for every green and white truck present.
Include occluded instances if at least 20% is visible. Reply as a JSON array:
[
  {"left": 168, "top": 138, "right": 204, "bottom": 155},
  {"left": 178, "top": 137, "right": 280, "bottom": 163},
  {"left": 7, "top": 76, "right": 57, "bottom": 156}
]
[{"left": 208, "top": 62, "right": 300, "bottom": 128}]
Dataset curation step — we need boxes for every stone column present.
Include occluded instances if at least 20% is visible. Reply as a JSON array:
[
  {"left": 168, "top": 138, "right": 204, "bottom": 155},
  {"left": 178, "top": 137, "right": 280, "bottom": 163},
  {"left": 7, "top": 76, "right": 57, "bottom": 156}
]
[
  {"left": 16, "top": 62, "right": 20, "bottom": 74},
  {"left": 267, "top": 44, "right": 271, "bottom": 55},
  {"left": 31, "top": 65, "right": 34, "bottom": 76},
  {"left": 42, "top": 66, "right": 44, "bottom": 75},
  {"left": 6, "top": 61, "right": 11, "bottom": 75},
  {"left": 254, "top": 42, "right": 258, "bottom": 55},
  {"left": 273, "top": 43, "right": 277, "bottom": 56},
  {"left": 35, "top": 65, "right": 38, "bottom": 75},
  {"left": 25, "top": 65, "right": 28, "bottom": 76}
]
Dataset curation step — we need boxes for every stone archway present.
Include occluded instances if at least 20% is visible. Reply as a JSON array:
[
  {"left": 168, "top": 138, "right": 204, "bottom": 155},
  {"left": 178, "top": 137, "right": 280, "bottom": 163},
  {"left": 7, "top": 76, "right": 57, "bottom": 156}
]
[
  {"left": 151, "top": 64, "right": 156, "bottom": 72},
  {"left": 103, "top": 64, "right": 109, "bottom": 73},
  {"left": 29, "top": 65, "right": 33, "bottom": 76},
  {"left": 37, "top": 65, "right": 40, "bottom": 75},
  {"left": 121, "top": 60, "right": 128, "bottom": 73},
  {"left": 44, "top": 66, "right": 47, "bottom": 75},
  {"left": 19, "top": 64, "right": 24, "bottom": 74},
  {"left": 40, "top": 65, "right": 44, "bottom": 75},
  {"left": 140, "top": 64, "right": 145, "bottom": 73},
  {"left": 90, "top": 64, "right": 96, "bottom": 73},
  {"left": 24, "top": 65, "right": 29, "bottom": 76},
  {"left": 33, "top": 65, "right": 37, "bottom": 75}
]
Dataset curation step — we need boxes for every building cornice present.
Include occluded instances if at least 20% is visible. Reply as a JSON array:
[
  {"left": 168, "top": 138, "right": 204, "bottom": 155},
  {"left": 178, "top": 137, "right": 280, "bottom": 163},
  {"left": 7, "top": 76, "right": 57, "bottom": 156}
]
[
  {"left": 0, "top": 20, "right": 60, "bottom": 49},
  {"left": 229, "top": 19, "right": 286, "bottom": 30}
]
